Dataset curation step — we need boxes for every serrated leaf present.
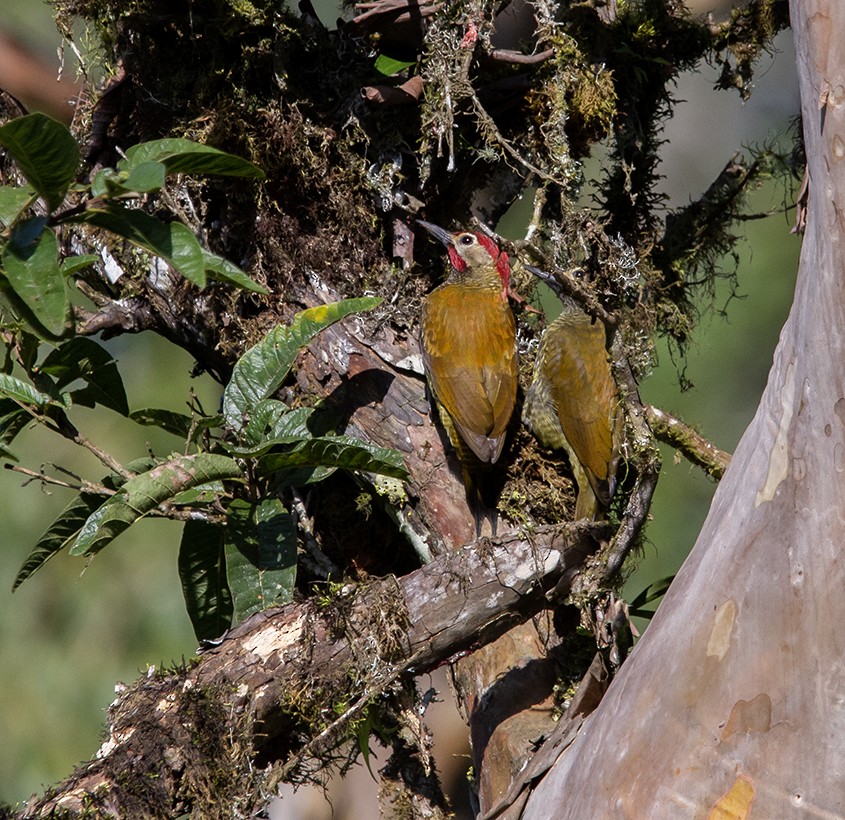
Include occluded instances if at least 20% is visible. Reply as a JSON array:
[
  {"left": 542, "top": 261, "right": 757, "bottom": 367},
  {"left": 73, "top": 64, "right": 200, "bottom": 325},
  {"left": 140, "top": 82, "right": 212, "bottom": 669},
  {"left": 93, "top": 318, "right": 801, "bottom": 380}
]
[
  {"left": 0, "top": 113, "right": 79, "bottom": 210},
  {"left": 12, "top": 492, "right": 103, "bottom": 590},
  {"left": 120, "top": 138, "right": 264, "bottom": 179},
  {"left": 0, "top": 185, "right": 35, "bottom": 227},
  {"left": 222, "top": 297, "right": 381, "bottom": 429},
  {"left": 224, "top": 498, "right": 296, "bottom": 624},
  {"left": 202, "top": 249, "right": 268, "bottom": 294},
  {"left": 41, "top": 337, "right": 129, "bottom": 415},
  {"left": 69, "top": 453, "right": 244, "bottom": 556},
  {"left": 255, "top": 435, "right": 408, "bottom": 480},
  {"left": 178, "top": 520, "right": 233, "bottom": 641},
  {"left": 74, "top": 204, "right": 206, "bottom": 286},
  {"left": 2, "top": 222, "right": 69, "bottom": 337}
]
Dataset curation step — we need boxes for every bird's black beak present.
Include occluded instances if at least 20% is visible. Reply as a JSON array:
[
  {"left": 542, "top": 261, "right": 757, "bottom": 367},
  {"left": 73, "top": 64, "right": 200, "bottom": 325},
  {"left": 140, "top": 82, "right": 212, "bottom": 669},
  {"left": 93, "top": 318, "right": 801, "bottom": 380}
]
[
  {"left": 524, "top": 264, "right": 549, "bottom": 281},
  {"left": 416, "top": 219, "right": 454, "bottom": 248}
]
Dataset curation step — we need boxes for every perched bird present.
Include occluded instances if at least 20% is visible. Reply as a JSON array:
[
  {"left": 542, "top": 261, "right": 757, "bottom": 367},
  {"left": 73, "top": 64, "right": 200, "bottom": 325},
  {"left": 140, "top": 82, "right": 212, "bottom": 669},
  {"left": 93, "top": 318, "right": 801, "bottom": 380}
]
[
  {"left": 524, "top": 296, "right": 620, "bottom": 520},
  {"left": 417, "top": 220, "right": 518, "bottom": 531}
]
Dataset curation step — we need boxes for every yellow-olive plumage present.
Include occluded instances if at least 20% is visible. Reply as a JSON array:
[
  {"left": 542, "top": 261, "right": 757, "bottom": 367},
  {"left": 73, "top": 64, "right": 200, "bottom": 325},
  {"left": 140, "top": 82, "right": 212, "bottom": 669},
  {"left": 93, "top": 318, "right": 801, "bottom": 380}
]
[
  {"left": 418, "top": 221, "right": 518, "bottom": 524},
  {"left": 524, "top": 301, "right": 620, "bottom": 519}
]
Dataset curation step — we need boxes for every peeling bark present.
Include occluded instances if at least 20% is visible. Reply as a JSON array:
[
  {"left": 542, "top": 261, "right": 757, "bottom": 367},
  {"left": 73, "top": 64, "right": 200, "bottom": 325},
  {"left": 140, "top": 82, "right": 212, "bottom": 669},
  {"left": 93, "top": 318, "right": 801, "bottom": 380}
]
[{"left": 22, "top": 524, "right": 596, "bottom": 818}]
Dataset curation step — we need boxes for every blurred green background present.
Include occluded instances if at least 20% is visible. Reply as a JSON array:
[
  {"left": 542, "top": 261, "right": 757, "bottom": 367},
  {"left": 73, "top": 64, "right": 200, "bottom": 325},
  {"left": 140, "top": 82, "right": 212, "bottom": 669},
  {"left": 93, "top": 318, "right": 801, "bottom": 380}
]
[{"left": 0, "top": 2, "right": 800, "bottom": 810}]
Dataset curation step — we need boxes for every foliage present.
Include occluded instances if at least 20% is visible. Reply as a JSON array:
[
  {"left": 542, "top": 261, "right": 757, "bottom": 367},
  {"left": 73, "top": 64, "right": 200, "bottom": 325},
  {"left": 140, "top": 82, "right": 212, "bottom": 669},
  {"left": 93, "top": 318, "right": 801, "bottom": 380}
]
[
  {"left": 0, "top": 114, "right": 407, "bottom": 641},
  {"left": 0, "top": 114, "right": 267, "bottom": 343}
]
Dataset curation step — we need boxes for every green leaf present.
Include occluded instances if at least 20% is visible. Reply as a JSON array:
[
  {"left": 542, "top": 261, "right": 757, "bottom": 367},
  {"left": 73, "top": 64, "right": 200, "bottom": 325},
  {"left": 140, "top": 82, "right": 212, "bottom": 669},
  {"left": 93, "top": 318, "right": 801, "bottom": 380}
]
[
  {"left": 129, "top": 408, "right": 192, "bottom": 437},
  {"left": 357, "top": 709, "right": 376, "bottom": 778},
  {"left": 629, "top": 575, "right": 675, "bottom": 619},
  {"left": 222, "top": 297, "right": 381, "bottom": 429},
  {"left": 0, "top": 113, "right": 80, "bottom": 210},
  {"left": 0, "top": 373, "right": 58, "bottom": 407},
  {"left": 374, "top": 54, "right": 417, "bottom": 76},
  {"left": 170, "top": 481, "right": 225, "bottom": 504},
  {"left": 91, "top": 162, "right": 168, "bottom": 198},
  {"left": 255, "top": 435, "right": 407, "bottom": 480},
  {"left": 12, "top": 492, "right": 103, "bottom": 590},
  {"left": 69, "top": 453, "right": 243, "bottom": 556},
  {"left": 120, "top": 138, "right": 264, "bottom": 179},
  {"left": 121, "top": 161, "right": 167, "bottom": 193},
  {"left": 60, "top": 254, "right": 99, "bottom": 276},
  {"left": 224, "top": 498, "right": 296, "bottom": 624},
  {"left": 178, "top": 520, "right": 233, "bottom": 641},
  {"left": 1, "top": 222, "right": 69, "bottom": 338},
  {"left": 241, "top": 402, "right": 318, "bottom": 447},
  {"left": 0, "top": 397, "right": 31, "bottom": 448},
  {"left": 74, "top": 204, "right": 207, "bottom": 286},
  {"left": 202, "top": 249, "right": 268, "bottom": 294},
  {"left": 0, "top": 185, "right": 35, "bottom": 227},
  {"left": 40, "top": 337, "right": 129, "bottom": 415},
  {"left": 90, "top": 168, "right": 117, "bottom": 199},
  {"left": 629, "top": 575, "right": 675, "bottom": 610},
  {"left": 6, "top": 215, "right": 47, "bottom": 251},
  {"left": 130, "top": 408, "right": 222, "bottom": 440}
]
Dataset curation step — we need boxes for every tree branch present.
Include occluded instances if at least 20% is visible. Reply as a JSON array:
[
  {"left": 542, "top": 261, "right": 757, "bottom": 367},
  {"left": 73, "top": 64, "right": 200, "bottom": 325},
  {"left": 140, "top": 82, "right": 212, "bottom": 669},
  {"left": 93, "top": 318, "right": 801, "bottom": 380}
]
[
  {"left": 644, "top": 404, "right": 732, "bottom": 480},
  {"left": 21, "top": 524, "right": 597, "bottom": 818}
]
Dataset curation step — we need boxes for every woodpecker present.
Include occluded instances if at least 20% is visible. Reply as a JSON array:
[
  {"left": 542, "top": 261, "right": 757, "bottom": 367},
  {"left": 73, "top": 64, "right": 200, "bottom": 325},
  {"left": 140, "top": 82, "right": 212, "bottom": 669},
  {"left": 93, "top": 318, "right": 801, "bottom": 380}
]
[
  {"left": 417, "top": 220, "right": 518, "bottom": 532},
  {"left": 524, "top": 296, "right": 620, "bottom": 519}
]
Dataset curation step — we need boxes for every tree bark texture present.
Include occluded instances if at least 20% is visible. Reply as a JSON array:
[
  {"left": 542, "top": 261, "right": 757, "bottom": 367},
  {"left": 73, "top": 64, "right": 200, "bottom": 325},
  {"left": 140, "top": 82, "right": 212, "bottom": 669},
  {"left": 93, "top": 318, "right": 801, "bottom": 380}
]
[
  {"left": 517, "top": 3, "right": 845, "bottom": 817},
  {"left": 21, "top": 524, "right": 595, "bottom": 818}
]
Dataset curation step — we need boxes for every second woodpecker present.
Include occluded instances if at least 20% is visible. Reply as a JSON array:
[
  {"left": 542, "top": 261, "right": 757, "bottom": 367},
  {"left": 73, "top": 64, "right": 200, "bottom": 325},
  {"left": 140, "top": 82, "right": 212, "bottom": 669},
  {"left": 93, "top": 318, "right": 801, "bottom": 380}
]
[
  {"left": 417, "top": 221, "right": 518, "bottom": 527},
  {"left": 523, "top": 295, "right": 621, "bottom": 520}
]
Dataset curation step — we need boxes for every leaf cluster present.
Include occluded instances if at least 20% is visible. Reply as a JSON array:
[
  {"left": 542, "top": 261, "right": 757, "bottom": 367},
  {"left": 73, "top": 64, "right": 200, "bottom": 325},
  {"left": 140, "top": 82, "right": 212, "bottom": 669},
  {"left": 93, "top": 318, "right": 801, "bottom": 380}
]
[
  {"left": 0, "top": 113, "right": 266, "bottom": 341},
  {"left": 0, "top": 113, "right": 408, "bottom": 642}
]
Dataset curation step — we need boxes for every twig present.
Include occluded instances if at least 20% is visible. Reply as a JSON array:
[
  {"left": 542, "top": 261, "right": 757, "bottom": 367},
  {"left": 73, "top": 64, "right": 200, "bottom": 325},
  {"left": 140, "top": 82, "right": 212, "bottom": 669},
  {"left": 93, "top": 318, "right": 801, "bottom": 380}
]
[
  {"left": 290, "top": 488, "right": 339, "bottom": 579},
  {"left": 61, "top": 422, "right": 134, "bottom": 480},
  {"left": 270, "top": 647, "right": 425, "bottom": 787},
  {"left": 601, "top": 468, "right": 658, "bottom": 582},
  {"left": 523, "top": 263, "right": 618, "bottom": 328},
  {"left": 152, "top": 506, "right": 226, "bottom": 524},
  {"left": 4, "top": 463, "right": 114, "bottom": 496},
  {"left": 470, "top": 94, "right": 561, "bottom": 184},
  {"left": 644, "top": 404, "right": 731, "bottom": 479}
]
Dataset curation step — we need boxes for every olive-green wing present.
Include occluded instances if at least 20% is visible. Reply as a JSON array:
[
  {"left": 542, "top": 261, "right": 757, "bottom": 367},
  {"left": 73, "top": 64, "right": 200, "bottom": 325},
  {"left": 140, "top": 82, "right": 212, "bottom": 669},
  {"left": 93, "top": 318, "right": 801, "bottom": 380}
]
[
  {"left": 542, "top": 314, "right": 617, "bottom": 487},
  {"left": 422, "top": 288, "right": 517, "bottom": 463}
]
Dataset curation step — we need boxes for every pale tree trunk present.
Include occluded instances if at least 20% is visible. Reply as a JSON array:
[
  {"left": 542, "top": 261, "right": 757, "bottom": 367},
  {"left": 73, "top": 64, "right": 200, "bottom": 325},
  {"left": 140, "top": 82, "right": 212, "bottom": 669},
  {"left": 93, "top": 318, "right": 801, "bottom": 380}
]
[{"left": 517, "top": 2, "right": 845, "bottom": 817}]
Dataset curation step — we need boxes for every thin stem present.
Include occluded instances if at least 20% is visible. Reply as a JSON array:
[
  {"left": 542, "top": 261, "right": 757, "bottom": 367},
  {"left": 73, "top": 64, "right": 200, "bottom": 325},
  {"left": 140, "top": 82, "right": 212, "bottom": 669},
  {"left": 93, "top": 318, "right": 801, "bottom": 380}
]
[{"left": 5, "top": 463, "right": 114, "bottom": 496}]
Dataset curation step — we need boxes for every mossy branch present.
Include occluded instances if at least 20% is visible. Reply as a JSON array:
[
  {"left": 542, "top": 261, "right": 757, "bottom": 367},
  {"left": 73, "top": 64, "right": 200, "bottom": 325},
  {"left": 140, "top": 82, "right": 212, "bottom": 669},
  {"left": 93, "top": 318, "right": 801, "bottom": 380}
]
[
  {"left": 21, "top": 525, "right": 597, "bottom": 819},
  {"left": 645, "top": 404, "right": 732, "bottom": 480}
]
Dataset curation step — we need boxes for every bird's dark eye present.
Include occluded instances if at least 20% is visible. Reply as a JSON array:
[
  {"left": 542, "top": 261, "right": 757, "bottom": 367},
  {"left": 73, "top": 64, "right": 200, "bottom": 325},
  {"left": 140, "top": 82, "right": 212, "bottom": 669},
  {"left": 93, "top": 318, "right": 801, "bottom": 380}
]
[{"left": 458, "top": 234, "right": 475, "bottom": 246}]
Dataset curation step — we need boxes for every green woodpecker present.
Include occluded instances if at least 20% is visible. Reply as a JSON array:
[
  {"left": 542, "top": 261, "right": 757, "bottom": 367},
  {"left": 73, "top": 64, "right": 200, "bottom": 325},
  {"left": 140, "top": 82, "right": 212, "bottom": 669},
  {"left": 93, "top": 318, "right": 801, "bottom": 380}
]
[
  {"left": 524, "top": 296, "right": 620, "bottom": 519},
  {"left": 417, "top": 220, "right": 518, "bottom": 530}
]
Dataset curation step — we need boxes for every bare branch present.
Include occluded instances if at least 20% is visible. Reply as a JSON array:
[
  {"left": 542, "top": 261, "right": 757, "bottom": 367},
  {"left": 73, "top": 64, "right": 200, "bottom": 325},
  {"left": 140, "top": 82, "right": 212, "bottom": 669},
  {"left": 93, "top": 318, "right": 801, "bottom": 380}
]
[
  {"left": 487, "top": 48, "right": 554, "bottom": 65},
  {"left": 4, "top": 463, "right": 114, "bottom": 496}
]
